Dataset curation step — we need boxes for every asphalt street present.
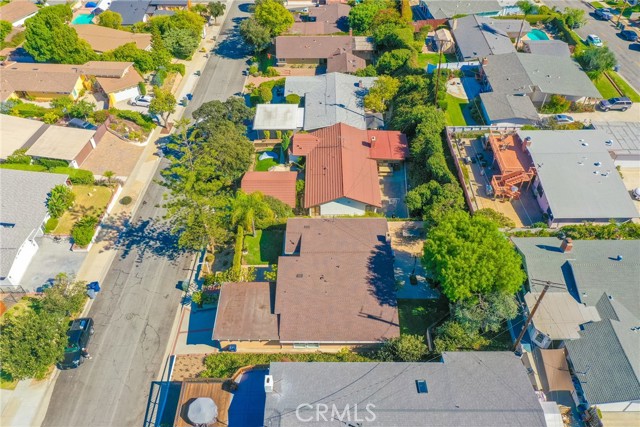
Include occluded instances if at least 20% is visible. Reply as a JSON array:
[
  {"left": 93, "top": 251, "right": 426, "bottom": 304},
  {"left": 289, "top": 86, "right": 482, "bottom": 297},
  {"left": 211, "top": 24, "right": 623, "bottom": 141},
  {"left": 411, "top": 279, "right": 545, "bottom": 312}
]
[
  {"left": 42, "top": 3, "right": 251, "bottom": 426},
  {"left": 543, "top": 0, "right": 640, "bottom": 92},
  {"left": 184, "top": 1, "right": 253, "bottom": 117}
]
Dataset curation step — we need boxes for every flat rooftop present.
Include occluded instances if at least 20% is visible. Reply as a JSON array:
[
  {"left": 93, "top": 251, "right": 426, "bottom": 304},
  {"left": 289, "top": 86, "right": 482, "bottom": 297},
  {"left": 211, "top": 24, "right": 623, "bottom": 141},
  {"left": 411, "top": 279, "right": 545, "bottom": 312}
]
[
  {"left": 26, "top": 126, "right": 95, "bottom": 161},
  {"left": 0, "top": 115, "right": 46, "bottom": 159}
]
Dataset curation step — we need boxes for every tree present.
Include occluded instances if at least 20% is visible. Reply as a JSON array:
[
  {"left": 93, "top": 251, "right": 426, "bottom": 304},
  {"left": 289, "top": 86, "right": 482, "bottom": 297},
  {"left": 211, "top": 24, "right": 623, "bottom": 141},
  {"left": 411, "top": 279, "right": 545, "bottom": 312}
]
[
  {"left": 69, "top": 100, "right": 96, "bottom": 119},
  {"left": 239, "top": 17, "right": 271, "bottom": 52},
  {"left": 364, "top": 75, "right": 400, "bottom": 113},
  {"left": 405, "top": 181, "right": 464, "bottom": 222},
  {"left": 373, "top": 23, "right": 416, "bottom": 52},
  {"left": 516, "top": 0, "right": 538, "bottom": 15},
  {"left": 71, "top": 215, "right": 98, "bottom": 247},
  {"left": 452, "top": 293, "right": 518, "bottom": 333},
  {"left": 24, "top": 5, "right": 96, "bottom": 64},
  {"left": 47, "top": 184, "right": 75, "bottom": 219},
  {"left": 163, "top": 27, "right": 199, "bottom": 59},
  {"left": 473, "top": 208, "right": 516, "bottom": 228},
  {"left": 0, "top": 20, "right": 12, "bottom": 43},
  {"left": 0, "top": 310, "right": 67, "bottom": 380},
  {"left": 578, "top": 46, "right": 617, "bottom": 79},
  {"left": 192, "top": 97, "right": 253, "bottom": 129},
  {"left": 377, "top": 335, "right": 428, "bottom": 362},
  {"left": 97, "top": 10, "right": 122, "bottom": 29},
  {"left": 254, "top": 0, "right": 293, "bottom": 36},
  {"left": 102, "top": 42, "right": 157, "bottom": 73},
  {"left": 264, "top": 195, "right": 293, "bottom": 220},
  {"left": 434, "top": 321, "right": 489, "bottom": 352},
  {"left": 562, "top": 7, "right": 586, "bottom": 29},
  {"left": 422, "top": 210, "right": 526, "bottom": 302},
  {"left": 231, "top": 191, "right": 274, "bottom": 236},
  {"left": 50, "top": 96, "right": 74, "bottom": 112},
  {"left": 208, "top": 1, "right": 226, "bottom": 24},
  {"left": 37, "top": 273, "right": 87, "bottom": 318},
  {"left": 149, "top": 87, "right": 177, "bottom": 126},
  {"left": 348, "top": 0, "right": 390, "bottom": 34},
  {"left": 375, "top": 48, "right": 413, "bottom": 75}
]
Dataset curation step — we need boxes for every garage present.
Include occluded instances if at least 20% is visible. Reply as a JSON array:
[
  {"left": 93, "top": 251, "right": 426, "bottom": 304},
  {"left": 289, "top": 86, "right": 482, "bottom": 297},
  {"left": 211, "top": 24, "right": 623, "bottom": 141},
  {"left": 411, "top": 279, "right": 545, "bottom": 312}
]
[{"left": 110, "top": 86, "right": 141, "bottom": 104}]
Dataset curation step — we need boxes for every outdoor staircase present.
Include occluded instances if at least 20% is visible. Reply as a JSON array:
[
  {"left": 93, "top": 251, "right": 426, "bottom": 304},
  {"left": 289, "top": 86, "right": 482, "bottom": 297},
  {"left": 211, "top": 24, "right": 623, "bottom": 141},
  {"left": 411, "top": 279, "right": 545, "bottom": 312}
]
[{"left": 491, "top": 169, "right": 535, "bottom": 199}]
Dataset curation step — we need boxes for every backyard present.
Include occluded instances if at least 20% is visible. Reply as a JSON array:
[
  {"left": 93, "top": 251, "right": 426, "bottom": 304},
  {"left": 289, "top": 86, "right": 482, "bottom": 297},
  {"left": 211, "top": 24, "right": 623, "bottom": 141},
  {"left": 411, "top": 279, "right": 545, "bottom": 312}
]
[
  {"left": 52, "top": 185, "right": 113, "bottom": 235},
  {"left": 254, "top": 152, "right": 279, "bottom": 171},
  {"left": 445, "top": 94, "right": 470, "bottom": 126},
  {"left": 397, "top": 298, "right": 450, "bottom": 337},
  {"left": 243, "top": 226, "right": 285, "bottom": 265}
]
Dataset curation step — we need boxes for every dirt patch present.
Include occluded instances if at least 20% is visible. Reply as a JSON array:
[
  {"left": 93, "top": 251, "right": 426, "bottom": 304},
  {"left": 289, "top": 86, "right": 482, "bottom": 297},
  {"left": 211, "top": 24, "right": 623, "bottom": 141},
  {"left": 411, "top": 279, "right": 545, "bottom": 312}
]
[{"left": 172, "top": 354, "right": 209, "bottom": 381}]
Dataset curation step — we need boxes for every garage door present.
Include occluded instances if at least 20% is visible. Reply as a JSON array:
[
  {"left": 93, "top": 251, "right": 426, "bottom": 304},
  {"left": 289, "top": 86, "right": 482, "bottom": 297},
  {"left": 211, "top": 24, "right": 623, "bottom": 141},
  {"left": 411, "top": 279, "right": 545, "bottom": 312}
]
[{"left": 112, "top": 87, "right": 140, "bottom": 104}]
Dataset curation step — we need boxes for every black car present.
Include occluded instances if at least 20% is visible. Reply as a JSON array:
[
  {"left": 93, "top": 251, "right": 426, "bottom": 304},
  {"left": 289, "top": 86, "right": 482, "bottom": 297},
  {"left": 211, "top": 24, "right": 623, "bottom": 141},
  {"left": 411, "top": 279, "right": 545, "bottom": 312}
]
[
  {"left": 594, "top": 8, "right": 613, "bottom": 20},
  {"left": 68, "top": 118, "right": 98, "bottom": 131},
  {"left": 58, "top": 318, "right": 94, "bottom": 370},
  {"left": 620, "top": 30, "right": 639, "bottom": 42}
]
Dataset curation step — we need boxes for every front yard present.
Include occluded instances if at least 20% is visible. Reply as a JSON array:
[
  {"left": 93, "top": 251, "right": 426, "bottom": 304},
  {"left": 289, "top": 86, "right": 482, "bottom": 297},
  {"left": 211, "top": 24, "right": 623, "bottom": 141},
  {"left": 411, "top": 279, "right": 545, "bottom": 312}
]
[
  {"left": 243, "top": 226, "right": 285, "bottom": 265},
  {"left": 52, "top": 185, "right": 113, "bottom": 235},
  {"left": 397, "top": 298, "right": 450, "bottom": 337}
]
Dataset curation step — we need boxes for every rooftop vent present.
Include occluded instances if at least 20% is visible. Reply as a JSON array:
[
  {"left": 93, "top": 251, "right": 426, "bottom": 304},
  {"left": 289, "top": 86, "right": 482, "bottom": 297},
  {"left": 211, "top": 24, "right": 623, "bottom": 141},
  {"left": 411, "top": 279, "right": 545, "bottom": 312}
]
[
  {"left": 594, "top": 161, "right": 602, "bottom": 167},
  {"left": 416, "top": 380, "right": 428, "bottom": 394},
  {"left": 296, "top": 273, "right": 304, "bottom": 278},
  {"left": 616, "top": 255, "right": 623, "bottom": 261},
  {"left": 605, "top": 140, "right": 613, "bottom": 146},
  {"left": 265, "top": 375, "right": 273, "bottom": 393}
]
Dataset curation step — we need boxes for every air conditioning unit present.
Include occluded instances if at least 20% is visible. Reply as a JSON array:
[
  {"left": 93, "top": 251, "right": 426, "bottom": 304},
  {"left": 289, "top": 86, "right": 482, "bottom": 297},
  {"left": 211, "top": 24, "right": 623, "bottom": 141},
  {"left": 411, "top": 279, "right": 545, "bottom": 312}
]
[{"left": 264, "top": 375, "right": 274, "bottom": 393}]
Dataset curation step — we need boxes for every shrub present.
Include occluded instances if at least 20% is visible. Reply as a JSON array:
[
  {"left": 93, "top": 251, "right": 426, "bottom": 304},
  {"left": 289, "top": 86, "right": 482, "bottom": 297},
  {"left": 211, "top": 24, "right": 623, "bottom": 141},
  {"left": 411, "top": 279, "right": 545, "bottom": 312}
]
[
  {"left": 166, "top": 63, "right": 186, "bottom": 76},
  {"left": 92, "top": 109, "right": 110, "bottom": 124},
  {"left": 72, "top": 215, "right": 99, "bottom": 247},
  {"left": 138, "top": 81, "right": 147, "bottom": 96},
  {"left": 540, "top": 95, "right": 571, "bottom": 114},
  {"left": 249, "top": 64, "right": 259, "bottom": 76},
  {"left": 263, "top": 66, "right": 280, "bottom": 77},
  {"left": 36, "top": 158, "right": 69, "bottom": 170},
  {"left": 47, "top": 184, "right": 75, "bottom": 219},
  {"left": 152, "top": 68, "right": 168, "bottom": 86},
  {"left": 10, "top": 103, "right": 47, "bottom": 118},
  {"left": 112, "top": 109, "right": 156, "bottom": 131},
  {"left": 44, "top": 217, "right": 59, "bottom": 234},
  {"left": 67, "top": 169, "right": 95, "bottom": 185},
  {"left": 120, "top": 196, "right": 133, "bottom": 205},
  {"left": 5, "top": 149, "right": 31, "bottom": 164},
  {"left": 285, "top": 94, "right": 301, "bottom": 104},
  {"left": 43, "top": 111, "right": 61, "bottom": 124},
  {"left": 259, "top": 85, "right": 273, "bottom": 103}
]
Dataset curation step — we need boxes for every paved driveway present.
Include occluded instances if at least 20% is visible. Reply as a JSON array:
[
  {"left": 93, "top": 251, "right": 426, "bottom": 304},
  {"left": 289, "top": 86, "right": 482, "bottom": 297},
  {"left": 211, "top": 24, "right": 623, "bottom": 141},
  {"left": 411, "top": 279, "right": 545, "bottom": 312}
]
[{"left": 543, "top": 0, "right": 640, "bottom": 92}]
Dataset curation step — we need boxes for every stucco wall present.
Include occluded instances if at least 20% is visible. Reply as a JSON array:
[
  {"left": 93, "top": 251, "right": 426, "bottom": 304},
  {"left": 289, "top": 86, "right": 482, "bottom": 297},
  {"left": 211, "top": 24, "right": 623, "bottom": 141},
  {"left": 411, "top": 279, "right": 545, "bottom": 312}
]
[{"left": 319, "top": 198, "right": 367, "bottom": 216}]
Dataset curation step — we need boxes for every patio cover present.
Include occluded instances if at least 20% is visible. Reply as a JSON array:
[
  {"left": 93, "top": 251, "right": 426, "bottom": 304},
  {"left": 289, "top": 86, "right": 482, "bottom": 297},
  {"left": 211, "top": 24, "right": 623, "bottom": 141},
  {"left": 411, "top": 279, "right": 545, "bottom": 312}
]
[{"left": 536, "top": 348, "right": 575, "bottom": 393}]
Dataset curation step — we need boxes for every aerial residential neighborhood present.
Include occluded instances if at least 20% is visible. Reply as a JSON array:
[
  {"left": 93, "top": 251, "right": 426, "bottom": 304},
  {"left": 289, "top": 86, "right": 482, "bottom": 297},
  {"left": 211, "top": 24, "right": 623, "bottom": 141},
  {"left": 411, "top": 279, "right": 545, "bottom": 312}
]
[{"left": 0, "top": 0, "right": 638, "bottom": 426}]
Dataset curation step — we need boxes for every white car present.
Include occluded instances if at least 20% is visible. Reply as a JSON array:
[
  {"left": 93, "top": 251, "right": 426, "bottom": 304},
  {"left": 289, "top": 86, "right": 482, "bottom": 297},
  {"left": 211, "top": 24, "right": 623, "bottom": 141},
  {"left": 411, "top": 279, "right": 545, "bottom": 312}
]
[
  {"left": 551, "top": 114, "right": 575, "bottom": 124},
  {"left": 586, "top": 34, "right": 603, "bottom": 47},
  {"left": 129, "top": 95, "right": 153, "bottom": 107}
]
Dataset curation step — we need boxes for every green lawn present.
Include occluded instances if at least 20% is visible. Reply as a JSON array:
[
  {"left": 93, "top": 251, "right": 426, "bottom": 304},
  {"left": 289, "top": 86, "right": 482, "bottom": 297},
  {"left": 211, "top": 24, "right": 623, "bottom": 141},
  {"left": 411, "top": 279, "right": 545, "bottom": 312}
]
[
  {"left": 243, "top": 226, "right": 285, "bottom": 265},
  {"left": 591, "top": 1, "right": 605, "bottom": 8},
  {"left": 254, "top": 152, "right": 279, "bottom": 171},
  {"left": 445, "top": 94, "right": 469, "bottom": 126},
  {"left": 53, "top": 185, "right": 113, "bottom": 235},
  {"left": 594, "top": 74, "right": 620, "bottom": 99},
  {"left": 397, "top": 298, "right": 450, "bottom": 337},
  {"left": 416, "top": 53, "right": 442, "bottom": 68},
  {"left": 606, "top": 71, "right": 640, "bottom": 102}
]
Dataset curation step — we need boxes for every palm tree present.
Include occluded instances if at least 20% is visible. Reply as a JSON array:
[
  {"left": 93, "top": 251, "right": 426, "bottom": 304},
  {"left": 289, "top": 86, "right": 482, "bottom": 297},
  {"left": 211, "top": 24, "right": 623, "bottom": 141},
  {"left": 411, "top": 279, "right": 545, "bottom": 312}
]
[{"left": 231, "top": 191, "right": 273, "bottom": 236}]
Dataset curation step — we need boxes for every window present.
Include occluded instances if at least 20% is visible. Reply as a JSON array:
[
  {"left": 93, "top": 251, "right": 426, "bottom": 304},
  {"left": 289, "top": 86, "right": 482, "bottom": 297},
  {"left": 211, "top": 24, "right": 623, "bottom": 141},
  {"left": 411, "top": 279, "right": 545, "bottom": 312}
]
[{"left": 293, "top": 343, "right": 320, "bottom": 349}]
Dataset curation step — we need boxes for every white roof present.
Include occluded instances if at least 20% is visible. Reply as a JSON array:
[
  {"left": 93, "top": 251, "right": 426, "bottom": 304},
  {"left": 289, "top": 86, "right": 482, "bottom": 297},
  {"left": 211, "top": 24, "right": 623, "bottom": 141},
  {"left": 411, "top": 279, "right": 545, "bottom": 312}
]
[
  {"left": 26, "top": 126, "right": 95, "bottom": 161},
  {"left": 525, "top": 292, "right": 601, "bottom": 340},
  {"left": 253, "top": 104, "right": 304, "bottom": 131},
  {"left": 0, "top": 115, "right": 46, "bottom": 159}
]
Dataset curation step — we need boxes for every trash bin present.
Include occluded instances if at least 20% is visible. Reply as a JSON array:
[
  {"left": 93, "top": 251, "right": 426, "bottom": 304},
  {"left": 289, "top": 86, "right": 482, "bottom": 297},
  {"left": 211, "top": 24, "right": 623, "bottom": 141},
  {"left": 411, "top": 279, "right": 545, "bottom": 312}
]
[
  {"left": 87, "top": 289, "right": 97, "bottom": 299},
  {"left": 614, "top": 65, "right": 620, "bottom": 72}
]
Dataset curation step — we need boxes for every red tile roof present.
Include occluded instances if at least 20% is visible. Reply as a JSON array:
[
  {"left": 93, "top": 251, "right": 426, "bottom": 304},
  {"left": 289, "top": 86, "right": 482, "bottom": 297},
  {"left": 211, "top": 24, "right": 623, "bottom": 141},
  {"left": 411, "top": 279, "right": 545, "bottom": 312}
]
[
  {"left": 293, "top": 124, "right": 407, "bottom": 208},
  {"left": 241, "top": 171, "right": 298, "bottom": 208}
]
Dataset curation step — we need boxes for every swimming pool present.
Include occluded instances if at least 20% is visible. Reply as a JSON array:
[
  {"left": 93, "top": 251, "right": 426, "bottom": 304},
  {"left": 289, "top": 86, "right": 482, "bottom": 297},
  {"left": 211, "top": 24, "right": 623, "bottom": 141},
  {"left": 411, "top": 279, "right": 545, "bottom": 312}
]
[
  {"left": 72, "top": 14, "right": 94, "bottom": 24},
  {"left": 527, "top": 29, "right": 550, "bottom": 41}
]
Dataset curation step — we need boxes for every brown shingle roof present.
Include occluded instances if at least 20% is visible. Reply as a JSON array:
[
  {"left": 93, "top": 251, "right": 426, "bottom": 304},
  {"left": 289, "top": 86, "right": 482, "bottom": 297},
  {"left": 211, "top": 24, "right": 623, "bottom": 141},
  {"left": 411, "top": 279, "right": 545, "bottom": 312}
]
[
  {"left": 212, "top": 282, "right": 279, "bottom": 341},
  {"left": 72, "top": 24, "right": 152, "bottom": 53},
  {"left": 295, "top": 123, "right": 407, "bottom": 208},
  {"left": 289, "top": 3, "right": 351, "bottom": 35},
  {"left": 241, "top": 171, "right": 298, "bottom": 208},
  {"left": 0, "top": 1, "right": 38, "bottom": 24},
  {"left": 326, "top": 52, "right": 365, "bottom": 73},
  {"left": 276, "top": 218, "right": 399, "bottom": 343},
  {"left": 95, "top": 66, "right": 143, "bottom": 94},
  {"left": 275, "top": 35, "right": 353, "bottom": 60}
]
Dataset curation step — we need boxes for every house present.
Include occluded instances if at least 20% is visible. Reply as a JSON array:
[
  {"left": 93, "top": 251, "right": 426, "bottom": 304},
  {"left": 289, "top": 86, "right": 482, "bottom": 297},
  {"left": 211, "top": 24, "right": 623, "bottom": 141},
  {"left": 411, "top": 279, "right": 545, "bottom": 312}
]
[
  {"left": 26, "top": 125, "right": 97, "bottom": 168},
  {"left": 241, "top": 171, "right": 298, "bottom": 208},
  {"left": 513, "top": 237, "right": 640, "bottom": 412},
  {"left": 523, "top": 39, "right": 571, "bottom": 57},
  {"left": 480, "top": 53, "right": 601, "bottom": 105},
  {"left": 0, "top": 61, "right": 143, "bottom": 104},
  {"left": 263, "top": 353, "right": 551, "bottom": 427},
  {"left": 479, "top": 92, "right": 539, "bottom": 126},
  {"left": 291, "top": 123, "right": 407, "bottom": 216},
  {"left": 0, "top": 1, "right": 38, "bottom": 26},
  {"left": 274, "top": 35, "right": 374, "bottom": 73},
  {"left": 72, "top": 24, "right": 153, "bottom": 53},
  {"left": 0, "top": 115, "right": 47, "bottom": 160},
  {"left": 288, "top": 3, "right": 351, "bottom": 35},
  {"left": 449, "top": 15, "right": 529, "bottom": 61},
  {"left": 419, "top": 0, "right": 509, "bottom": 19},
  {"left": 252, "top": 104, "right": 304, "bottom": 137},
  {"left": 592, "top": 121, "right": 640, "bottom": 167},
  {"left": 0, "top": 169, "right": 69, "bottom": 286},
  {"left": 284, "top": 73, "right": 382, "bottom": 131},
  {"left": 213, "top": 218, "right": 400, "bottom": 351},
  {"left": 108, "top": 0, "right": 151, "bottom": 25}
]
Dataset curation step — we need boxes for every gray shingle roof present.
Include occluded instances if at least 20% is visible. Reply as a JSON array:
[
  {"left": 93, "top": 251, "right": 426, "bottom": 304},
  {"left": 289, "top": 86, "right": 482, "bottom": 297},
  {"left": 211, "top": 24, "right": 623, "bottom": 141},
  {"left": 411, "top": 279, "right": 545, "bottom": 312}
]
[
  {"left": 517, "top": 129, "right": 639, "bottom": 222},
  {"left": 564, "top": 295, "right": 640, "bottom": 405},
  {"left": 423, "top": 0, "right": 503, "bottom": 19},
  {"left": 483, "top": 53, "right": 601, "bottom": 99},
  {"left": 284, "top": 73, "right": 377, "bottom": 130},
  {"left": 0, "top": 169, "right": 68, "bottom": 280},
  {"left": 523, "top": 40, "right": 571, "bottom": 57},
  {"left": 480, "top": 92, "right": 539, "bottom": 124},
  {"left": 264, "top": 352, "right": 547, "bottom": 427},
  {"left": 450, "top": 15, "right": 526, "bottom": 60},
  {"left": 108, "top": 0, "right": 151, "bottom": 25}
]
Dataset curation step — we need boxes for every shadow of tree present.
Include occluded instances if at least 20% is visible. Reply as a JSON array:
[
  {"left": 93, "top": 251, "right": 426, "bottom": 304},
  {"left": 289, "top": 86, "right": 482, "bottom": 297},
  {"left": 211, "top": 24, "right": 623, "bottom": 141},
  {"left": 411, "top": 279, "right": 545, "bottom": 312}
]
[
  {"left": 214, "top": 17, "right": 252, "bottom": 60},
  {"left": 365, "top": 239, "right": 398, "bottom": 308}
]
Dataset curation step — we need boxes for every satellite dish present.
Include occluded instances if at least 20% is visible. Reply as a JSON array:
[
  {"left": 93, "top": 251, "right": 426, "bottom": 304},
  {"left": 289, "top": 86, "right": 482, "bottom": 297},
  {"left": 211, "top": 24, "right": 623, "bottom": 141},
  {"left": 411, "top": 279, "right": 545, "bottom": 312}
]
[{"left": 188, "top": 397, "right": 217, "bottom": 425}]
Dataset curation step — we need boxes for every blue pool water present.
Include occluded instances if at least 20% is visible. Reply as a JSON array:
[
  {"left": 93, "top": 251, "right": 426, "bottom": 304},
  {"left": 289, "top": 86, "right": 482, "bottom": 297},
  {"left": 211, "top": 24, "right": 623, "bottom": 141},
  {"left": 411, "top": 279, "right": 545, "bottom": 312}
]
[
  {"left": 72, "top": 14, "right": 94, "bottom": 24},
  {"left": 527, "top": 29, "right": 550, "bottom": 41}
]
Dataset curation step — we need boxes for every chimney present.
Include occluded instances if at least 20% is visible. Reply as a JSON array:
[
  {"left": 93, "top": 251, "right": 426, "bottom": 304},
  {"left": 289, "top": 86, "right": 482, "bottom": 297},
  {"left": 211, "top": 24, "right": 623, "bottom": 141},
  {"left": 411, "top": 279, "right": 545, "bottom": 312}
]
[
  {"left": 522, "top": 136, "right": 532, "bottom": 152},
  {"left": 481, "top": 57, "right": 489, "bottom": 66},
  {"left": 264, "top": 375, "right": 273, "bottom": 393},
  {"left": 385, "top": 232, "right": 391, "bottom": 243},
  {"left": 560, "top": 238, "right": 573, "bottom": 253},
  {"left": 371, "top": 135, "right": 376, "bottom": 147}
]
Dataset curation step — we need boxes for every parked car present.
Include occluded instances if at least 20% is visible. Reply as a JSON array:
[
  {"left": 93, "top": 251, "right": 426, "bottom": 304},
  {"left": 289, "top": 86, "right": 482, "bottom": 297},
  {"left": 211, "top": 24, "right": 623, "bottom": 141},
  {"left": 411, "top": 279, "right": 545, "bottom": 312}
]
[
  {"left": 586, "top": 34, "right": 604, "bottom": 47},
  {"left": 598, "top": 97, "right": 633, "bottom": 111},
  {"left": 550, "top": 114, "right": 575, "bottom": 124},
  {"left": 58, "top": 318, "right": 94, "bottom": 370},
  {"left": 129, "top": 95, "right": 152, "bottom": 107},
  {"left": 633, "top": 187, "right": 640, "bottom": 201},
  {"left": 620, "top": 30, "right": 639, "bottom": 42},
  {"left": 594, "top": 8, "right": 613, "bottom": 20},
  {"left": 68, "top": 117, "right": 98, "bottom": 130}
]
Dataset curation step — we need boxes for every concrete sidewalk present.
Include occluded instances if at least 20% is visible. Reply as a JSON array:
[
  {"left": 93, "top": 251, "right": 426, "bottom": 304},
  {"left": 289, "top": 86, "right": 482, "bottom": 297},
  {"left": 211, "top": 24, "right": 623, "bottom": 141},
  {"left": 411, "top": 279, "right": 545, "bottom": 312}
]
[{"left": 0, "top": 11, "right": 233, "bottom": 427}]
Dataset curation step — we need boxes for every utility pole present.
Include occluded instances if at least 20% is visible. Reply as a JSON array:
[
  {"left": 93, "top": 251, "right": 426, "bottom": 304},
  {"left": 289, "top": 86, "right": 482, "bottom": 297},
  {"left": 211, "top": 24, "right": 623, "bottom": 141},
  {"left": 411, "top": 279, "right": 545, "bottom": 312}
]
[{"left": 616, "top": 1, "right": 629, "bottom": 27}]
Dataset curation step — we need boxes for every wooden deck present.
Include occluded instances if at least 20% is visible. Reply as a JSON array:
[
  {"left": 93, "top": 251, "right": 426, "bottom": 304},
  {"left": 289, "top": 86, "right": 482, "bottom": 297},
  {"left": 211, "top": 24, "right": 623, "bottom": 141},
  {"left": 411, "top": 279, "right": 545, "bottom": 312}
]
[{"left": 174, "top": 379, "right": 233, "bottom": 427}]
